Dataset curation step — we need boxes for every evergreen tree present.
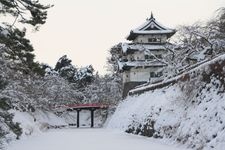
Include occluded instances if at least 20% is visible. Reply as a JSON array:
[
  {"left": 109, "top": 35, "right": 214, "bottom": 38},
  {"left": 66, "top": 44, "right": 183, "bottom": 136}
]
[
  {"left": 106, "top": 43, "right": 123, "bottom": 100},
  {"left": 0, "top": 0, "right": 52, "bottom": 28},
  {"left": 0, "top": 0, "right": 52, "bottom": 75},
  {"left": 0, "top": 26, "right": 41, "bottom": 74},
  {"left": 216, "top": 7, "right": 225, "bottom": 34},
  {"left": 54, "top": 55, "right": 77, "bottom": 82},
  {"left": 106, "top": 43, "right": 123, "bottom": 73},
  {"left": 74, "top": 65, "right": 95, "bottom": 88}
]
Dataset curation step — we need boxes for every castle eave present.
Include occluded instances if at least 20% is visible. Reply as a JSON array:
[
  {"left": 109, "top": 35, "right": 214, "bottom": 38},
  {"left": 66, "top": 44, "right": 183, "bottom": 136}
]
[
  {"left": 127, "top": 30, "right": 176, "bottom": 41},
  {"left": 122, "top": 43, "right": 166, "bottom": 53},
  {"left": 119, "top": 60, "right": 167, "bottom": 71}
]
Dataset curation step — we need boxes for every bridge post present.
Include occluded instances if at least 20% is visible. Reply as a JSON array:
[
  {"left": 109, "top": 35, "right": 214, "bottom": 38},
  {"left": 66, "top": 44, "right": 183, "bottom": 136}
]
[
  {"left": 76, "top": 109, "right": 81, "bottom": 128},
  {"left": 90, "top": 108, "right": 95, "bottom": 128}
]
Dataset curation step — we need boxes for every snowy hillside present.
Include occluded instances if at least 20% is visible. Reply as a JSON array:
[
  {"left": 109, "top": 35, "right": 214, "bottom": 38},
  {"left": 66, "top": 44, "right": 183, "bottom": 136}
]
[
  {"left": 108, "top": 54, "right": 225, "bottom": 150},
  {"left": 10, "top": 109, "right": 105, "bottom": 133}
]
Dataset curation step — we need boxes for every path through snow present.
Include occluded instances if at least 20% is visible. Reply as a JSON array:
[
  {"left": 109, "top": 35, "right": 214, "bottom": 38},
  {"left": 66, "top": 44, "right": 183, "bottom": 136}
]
[{"left": 7, "top": 128, "right": 188, "bottom": 150}]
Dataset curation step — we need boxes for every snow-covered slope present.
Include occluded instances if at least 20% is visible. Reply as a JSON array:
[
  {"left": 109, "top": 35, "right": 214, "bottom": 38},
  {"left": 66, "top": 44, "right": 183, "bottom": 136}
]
[
  {"left": 8, "top": 110, "right": 67, "bottom": 137},
  {"left": 0, "top": 110, "right": 65, "bottom": 148},
  {"left": 9, "top": 109, "right": 105, "bottom": 136},
  {"left": 108, "top": 54, "right": 225, "bottom": 150}
]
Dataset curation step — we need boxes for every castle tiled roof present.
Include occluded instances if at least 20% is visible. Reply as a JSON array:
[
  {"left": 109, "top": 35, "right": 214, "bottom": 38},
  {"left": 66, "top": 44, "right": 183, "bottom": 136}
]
[{"left": 127, "top": 13, "right": 176, "bottom": 41}]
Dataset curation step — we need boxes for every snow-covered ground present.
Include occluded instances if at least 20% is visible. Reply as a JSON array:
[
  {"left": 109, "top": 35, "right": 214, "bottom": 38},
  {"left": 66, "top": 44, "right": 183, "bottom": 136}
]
[{"left": 6, "top": 128, "right": 188, "bottom": 150}]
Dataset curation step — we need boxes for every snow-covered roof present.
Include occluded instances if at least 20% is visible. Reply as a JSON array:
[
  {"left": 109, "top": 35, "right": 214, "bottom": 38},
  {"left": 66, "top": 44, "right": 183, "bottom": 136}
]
[
  {"left": 118, "top": 60, "right": 167, "bottom": 71},
  {"left": 127, "top": 13, "right": 176, "bottom": 41},
  {"left": 122, "top": 43, "right": 166, "bottom": 53}
]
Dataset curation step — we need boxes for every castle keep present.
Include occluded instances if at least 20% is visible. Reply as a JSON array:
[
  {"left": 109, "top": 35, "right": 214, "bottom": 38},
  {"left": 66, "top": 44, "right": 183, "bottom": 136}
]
[{"left": 119, "top": 13, "right": 176, "bottom": 97}]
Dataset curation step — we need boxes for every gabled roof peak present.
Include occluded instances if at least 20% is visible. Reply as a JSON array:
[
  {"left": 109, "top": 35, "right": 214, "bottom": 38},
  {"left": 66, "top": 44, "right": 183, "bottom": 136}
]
[
  {"left": 126, "top": 14, "right": 176, "bottom": 41},
  {"left": 146, "top": 12, "right": 155, "bottom": 21},
  {"left": 151, "top": 12, "right": 154, "bottom": 18},
  {"left": 150, "top": 12, "right": 154, "bottom": 19}
]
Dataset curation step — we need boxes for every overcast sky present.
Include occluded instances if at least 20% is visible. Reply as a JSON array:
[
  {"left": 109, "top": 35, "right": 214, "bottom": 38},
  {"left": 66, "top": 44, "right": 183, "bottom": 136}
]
[{"left": 27, "top": 0, "right": 225, "bottom": 74}]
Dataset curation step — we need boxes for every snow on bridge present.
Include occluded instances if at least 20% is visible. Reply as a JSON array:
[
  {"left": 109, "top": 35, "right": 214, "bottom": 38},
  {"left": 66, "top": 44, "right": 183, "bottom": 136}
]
[{"left": 64, "top": 103, "right": 109, "bottom": 110}]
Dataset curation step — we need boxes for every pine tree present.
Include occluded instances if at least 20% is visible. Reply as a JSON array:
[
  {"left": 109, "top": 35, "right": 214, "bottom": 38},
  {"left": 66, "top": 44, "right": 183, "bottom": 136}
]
[
  {"left": 0, "top": 0, "right": 52, "bottom": 28},
  {"left": 0, "top": 26, "right": 37, "bottom": 73},
  {"left": 107, "top": 43, "right": 123, "bottom": 73},
  {"left": 0, "top": 0, "right": 52, "bottom": 75},
  {"left": 216, "top": 7, "right": 225, "bottom": 34},
  {"left": 106, "top": 43, "right": 123, "bottom": 99},
  {"left": 74, "top": 65, "right": 95, "bottom": 88},
  {"left": 54, "top": 55, "right": 77, "bottom": 82}
]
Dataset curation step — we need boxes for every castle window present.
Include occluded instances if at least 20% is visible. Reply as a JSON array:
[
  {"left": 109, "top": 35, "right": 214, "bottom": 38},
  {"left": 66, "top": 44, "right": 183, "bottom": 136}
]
[
  {"left": 145, "top": 55, "right": 154, "bottom": 60},
  {"left": 156, "top": 54, "right": 162, "bottom": 59},
  {"left": 130, "top": 56, "right": 135, "bottom": 61},
  {"left": 145, "top": 55, "right": 149, "bottom": 59},
  {"left": 155, "top": 72, "right": 163, "bottom": 77},
  {"left": 149, "top": 55, "right": 154, "bottom": 60},
  {"left": 148, "top": 38, "right": 157, "bottom": 43},
  {"left": 158, "top": 72, "right": 163, "bottom": 77},
  {"left": 150, "top": 72, "right": 155, "bottom": 77},
  {"left": 148, "top": 38, "right": 161, "bottom": 43},
  {"left": 150, "top": 72, "right": 163, "bottom": 78}
]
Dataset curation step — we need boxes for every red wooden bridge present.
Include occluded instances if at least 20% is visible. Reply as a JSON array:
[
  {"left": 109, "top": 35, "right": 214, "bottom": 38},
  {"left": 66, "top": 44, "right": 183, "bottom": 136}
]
[
  {"left": 64, "top": 103, "right": 109, "bottom": 110},
  {"left": 55, "top": 103, "right": 109, "bottom": 128}
]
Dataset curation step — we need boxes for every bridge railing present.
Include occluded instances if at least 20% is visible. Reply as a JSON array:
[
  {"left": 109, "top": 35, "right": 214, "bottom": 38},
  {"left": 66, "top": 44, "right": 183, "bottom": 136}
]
[{"left": 52, "top": 103, "right": 110, "bottom": 111}]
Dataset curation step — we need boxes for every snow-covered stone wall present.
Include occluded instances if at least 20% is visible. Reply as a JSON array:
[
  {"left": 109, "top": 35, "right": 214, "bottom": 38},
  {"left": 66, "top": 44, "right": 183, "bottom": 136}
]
[{"left": 108, "top": 54, "right": 225, "bottom": 150}]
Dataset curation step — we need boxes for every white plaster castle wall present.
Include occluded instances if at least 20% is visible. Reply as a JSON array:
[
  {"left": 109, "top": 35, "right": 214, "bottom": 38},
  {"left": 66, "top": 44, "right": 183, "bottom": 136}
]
[
  {"left": 123, "top": 71, "right": 130, "bottom": 83},
  {"left": 130, "top": 69, "right": 150, "bottom": 82},
  {"left": 127, "top": 52, "right": 145, "bottom": 61},
  {"left": 123, "top": 67, "right": 163, "bottom": 83},
  {"left": 134, "top": 35, "right": 167, "bottom": 43},
  {"left": 127, "top": 50, "right": 165, "bottom": 62},
  {"left": 135, "top": 52, "right": 144, "bottom": 60}
]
